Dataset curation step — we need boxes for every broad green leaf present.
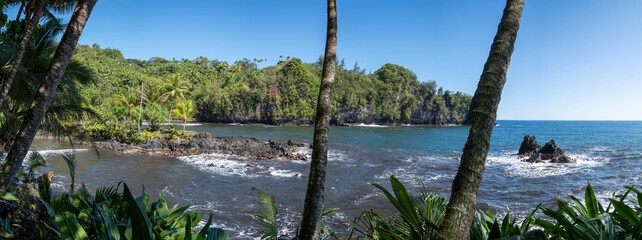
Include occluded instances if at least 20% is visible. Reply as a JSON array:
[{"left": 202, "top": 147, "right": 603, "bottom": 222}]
[
  {"left": 123, "top": 184, "right": 154, "bottom": 240},
  {"left": 609, "top": 199, "right": 640, "bottom": 226},
  {"left": 207, "top": 228, "right": 228, "bottom": 240},
  {"left": 585, "top": 182, "right": 599, "bottom": 218},
  {"left": 0, "top": 192, "right": 19, "bottom": 201},
  {"left": 55, "top": 211, "right": 90, "bottom": 240}
]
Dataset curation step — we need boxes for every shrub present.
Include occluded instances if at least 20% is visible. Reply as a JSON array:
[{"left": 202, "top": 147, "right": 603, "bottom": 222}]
[{"left": 353, "top": 176, "right": 642, "bottom": 240}]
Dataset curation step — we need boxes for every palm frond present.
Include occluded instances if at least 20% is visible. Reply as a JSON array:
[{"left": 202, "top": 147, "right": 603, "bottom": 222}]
[
  {"left": 25, "top": 151, "right": 46, "bottom": 178},
  {"left": 253, "top": 188, "right": 279, "bottom": 240}
]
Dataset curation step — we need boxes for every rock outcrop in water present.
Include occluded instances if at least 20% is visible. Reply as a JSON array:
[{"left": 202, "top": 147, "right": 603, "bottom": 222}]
[
  {"left": 518, "top": 136, "right": 575, "bottom": 163},
  {"left": 92, "top": 132, "right": 307, "bottom": 160},
  {"left": 518, "top": 135, "right": 541, "bottom": 158}
]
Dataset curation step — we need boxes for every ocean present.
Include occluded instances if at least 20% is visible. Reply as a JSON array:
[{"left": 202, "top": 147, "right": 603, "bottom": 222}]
[{"left": 28, "top": 120, "right": 642, "bottom": 239}]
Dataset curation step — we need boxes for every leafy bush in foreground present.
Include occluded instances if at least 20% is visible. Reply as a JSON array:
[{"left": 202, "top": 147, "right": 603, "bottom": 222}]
[
  {"left": 37, "top": 181, "right": 227, "bottom": 240},
  {"left": 352, "top": 176, "right": 642, "bottom": 240}
]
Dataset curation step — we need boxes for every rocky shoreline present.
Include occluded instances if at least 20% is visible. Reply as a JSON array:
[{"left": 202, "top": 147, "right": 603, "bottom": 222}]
[
  {"left": 90, "top": 132, "right": 308, "bottom": 160},
  {"left": 178, "top": 121, "right": 462, "bottom": 127}
]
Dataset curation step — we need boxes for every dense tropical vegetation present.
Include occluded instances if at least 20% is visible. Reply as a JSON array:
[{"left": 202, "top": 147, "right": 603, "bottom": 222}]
[
  {"left": 347, "top": 176, "right": 642, "bottom": 240},
  {"left": 73, "top": 44, "right": 471, "bottom": 127}
]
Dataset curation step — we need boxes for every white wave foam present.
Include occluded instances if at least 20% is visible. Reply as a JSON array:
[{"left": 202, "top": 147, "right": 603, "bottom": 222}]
[
  {"left": 353, "top": 192, "right": 378, "bottom": 205},
  {"left": 589, "top": 146, "right": 616, "bottom": 153},
  {"left": 178, "top": 153, "right": 256, "bottom": 178},
  {"left": 429, "top": 174, "right": 451, "bottom": 181},
  {"left": 355, "top": 123, "right": 387, "bottom": 128},
  {"left": 267, "top": 167, "right": 302, "bottom": 178},
  {"left": 31, "top": 149, "right": 87, "bottom": 157},
  {"left": 294, "top": 148, "right": 350, "bottom": 164},
  {"left": 486, "top": 153, "right": 607, "bottom": 178},
  {"left": 178, "top": 153, "right": 303, "bottom": 178}
]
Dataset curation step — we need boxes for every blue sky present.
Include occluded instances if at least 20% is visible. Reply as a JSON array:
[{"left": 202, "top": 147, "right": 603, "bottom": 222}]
[{"left": 14, "top": 0, "right": 642, "bottom": 120}]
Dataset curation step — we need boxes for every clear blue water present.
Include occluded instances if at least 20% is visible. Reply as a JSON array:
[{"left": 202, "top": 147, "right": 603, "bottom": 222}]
[{"left": 30, "top": 120, "right": 642, "bottom": 239}]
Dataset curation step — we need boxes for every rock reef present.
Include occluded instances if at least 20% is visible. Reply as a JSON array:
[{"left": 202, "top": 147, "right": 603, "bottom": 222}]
[
  {"left": 518, "top": 135, "right": 575, "bottom": 163},
  {"left": 92, "top": 132, "right": 308, "bottom": 160}
]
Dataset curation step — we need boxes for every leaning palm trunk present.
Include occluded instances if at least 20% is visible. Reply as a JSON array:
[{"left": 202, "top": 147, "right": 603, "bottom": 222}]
[
  {"left": 436, "top": 0, "right": 524, "bottom": 239},
  {"left": 0, "top": 0, "right": 46, "bottom": 108},
  {"left": 138, "top": 81, "right": 144, "bottom": 135},
  {"left": 298, "top": 0, "right": 337, "bottom": 239},
  {"left": 0, "top": 0, "right": 99, "bottom": 191},
  {"left": 167, "top": 98, "right": 174, "bottom": 125}
]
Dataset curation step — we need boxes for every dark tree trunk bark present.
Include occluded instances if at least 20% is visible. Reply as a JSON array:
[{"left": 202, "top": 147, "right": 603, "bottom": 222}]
[
  {"left": 0, "top": 0, "right": 98, "bottom": 191},
  {"left": 0, "top": 0, "right": 46, "bottom": 108},
  {"left": 15, "top": 1, "right": 25, "bottom": 21},
  {"left": 437, "top": 0, "right": 524, "bottom": 239},
  {"left": 298, "top": 0, "right": 337, "bottom": 239}
]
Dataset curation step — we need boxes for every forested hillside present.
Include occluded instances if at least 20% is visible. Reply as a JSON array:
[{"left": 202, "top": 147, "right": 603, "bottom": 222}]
[{"left": 74, "top": 44, "right": 471, "bottom": 125}]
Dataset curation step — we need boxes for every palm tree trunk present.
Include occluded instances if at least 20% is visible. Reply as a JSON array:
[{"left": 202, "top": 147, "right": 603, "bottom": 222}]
[
  {"left": 298, "top": 0, "right": 337, "bottom": 239},
  {"left": 436, "top": 1, "right": 524, "bottom": 239},
  {"left": 138, "top": 81, "right": 144, "bottom": 135},
  {"left": 0, "top": 0, "right": 46, "bottom": 108},
  {"left": 0, "top": 0, "right": 99, "bottom": 191},
  {"left": 15, "top": 1, "right": 25, "bottom": 21},
  {"left": 167, "top": 98, "right": 174, "bottom": 125},
  {"left": 183, "top": 119, "right": 186, "bottom": 134}
]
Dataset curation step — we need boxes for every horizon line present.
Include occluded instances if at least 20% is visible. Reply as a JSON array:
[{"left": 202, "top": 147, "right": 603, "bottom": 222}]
[{"left": 496, "top": 119, "right": 642, "bottom": 121}]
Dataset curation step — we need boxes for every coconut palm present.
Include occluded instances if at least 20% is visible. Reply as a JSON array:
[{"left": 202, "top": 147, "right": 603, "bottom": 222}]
[
  {"left": 0, "top": 0, "right": 79, "bottom": 107},
  {"left": 298, "top": 0, "right": 337, "bottom": 239},
  {"left": 0, "top": 0, "right": 98, "bottom": 191},
  {"left": 0, "top": 18, "right": 96, "bottom": 152},
  {"left": 437, "top": 0, "right": 525, "bottom": 239},
  {"left": 162, "top": 74, "right": 190, "bottom": 124},
  {"left": 171, "top": 100, "right": 198, "bottom": 134},
  {"left": 144, "top": 78, "right": 165, "bottom": 104},
  {"left": 0, "top": 0, "right": 46, "bottom": 107},
  {"left": 109, "top": 86, "right": 137, "bottom": 122}
]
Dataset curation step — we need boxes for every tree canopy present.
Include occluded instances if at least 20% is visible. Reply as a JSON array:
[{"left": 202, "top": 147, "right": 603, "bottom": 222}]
[{"left": 74, "top": 45, "right": 471, "bottom": 126}]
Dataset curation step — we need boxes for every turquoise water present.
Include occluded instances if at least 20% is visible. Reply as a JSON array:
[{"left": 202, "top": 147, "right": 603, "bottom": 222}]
[{"left": 30, "top": 120, "right": 642, "bottom": 238}]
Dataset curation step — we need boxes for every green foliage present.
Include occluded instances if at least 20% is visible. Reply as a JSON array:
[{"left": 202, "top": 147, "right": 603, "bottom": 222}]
[
  {"left": 25, "top": 152, "right": 46, "bottom": 179},
  {"left": 252, "top": 188, "right": 338, "bottom": 240},
  {"left": 357, "top": 178, "right": 642, "bottom": 240},
  {"left": 469, "top": 207, "right": 545, "bottom": 240},
  {"left": 532, "top": 182, "right": 642, "bottom": 239},
  {"left": 172, "top": 100, "right": 198, "bottom": 133},
  {"left": 0, "top": 19, "right": 98, "bottom": 151},
  {"left": 36, "top": 179, "right": 228, "bottom": 240},
  {"left": 351, "top": 176, "right": 447, "bottom": 239},
  {"left": 61, "top": 154, "right": 76, "bottom": 193},
  {"left": 0, "top": 192, "right": 19, "bottom": 201},
  {"left": 73, "top": 46, "right": 471, "bottom": 125},
  {"left": 164, "top": 126, "right": 181, "bottom": 140},
  {"left": 253, "top": 188, "right": 279, "bottom": 240},
  {"left": 0, "top": 216, "right": 17, "bottom": 238},
  {"left": 143, "top": 102, "right": 168, "bottom": 131},
  {"left": 83, "top": 122, "right": 142, "bottom": 144}
]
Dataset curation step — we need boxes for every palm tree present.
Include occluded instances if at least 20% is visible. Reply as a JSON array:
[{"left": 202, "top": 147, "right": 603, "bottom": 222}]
[
  {"left": 171, "top": 100, "right": 198, "bottom": 134},
  {"left": 0, "top": 18, "right": 96, "bottom": 152},
  {"left": 298, "top": 0, "right": 337, "bottom": 239},
  {"left": 0, "top": 0, "right": 47, "bottom": 107},
  {"left": 162, "top": 74, "right": 190, "bottom": 124},
  {"left": 436, "top": 0, "right": 525, "bottom": 239},
  {"left": 144, "top": 78, "right": 165, "bottom": 104},
  {"left": 109, "top": 87, "right": 137, "bottom": 123},
  {"left": 0, "top": 0, "right": 98, "bottom": 191}
]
